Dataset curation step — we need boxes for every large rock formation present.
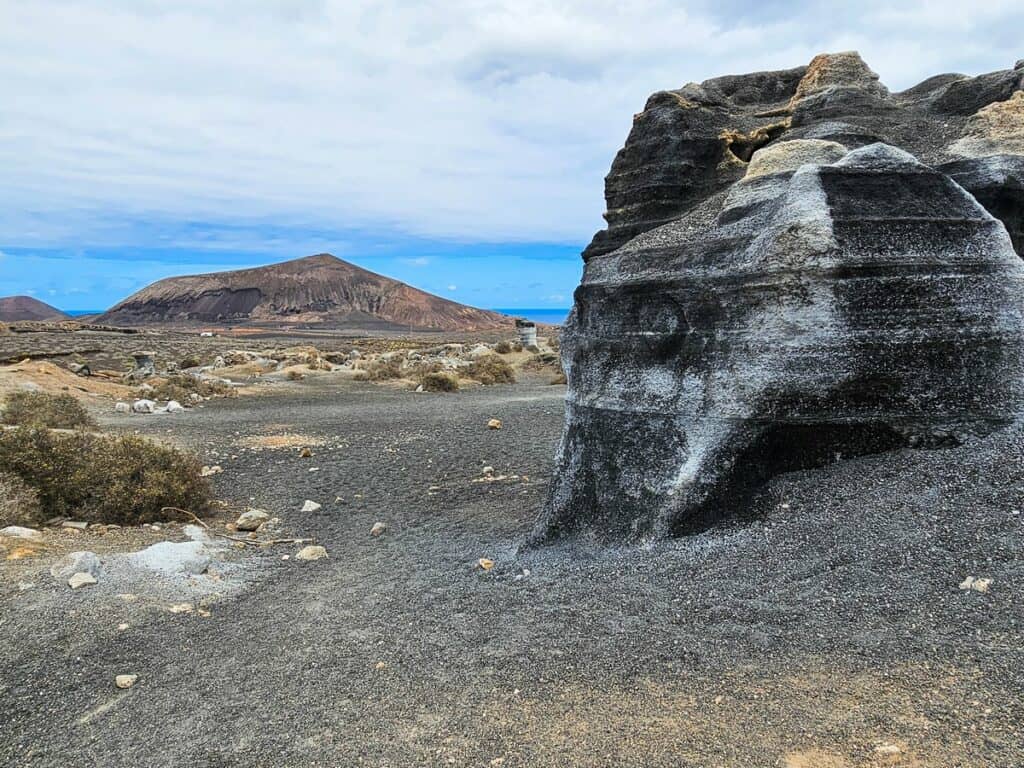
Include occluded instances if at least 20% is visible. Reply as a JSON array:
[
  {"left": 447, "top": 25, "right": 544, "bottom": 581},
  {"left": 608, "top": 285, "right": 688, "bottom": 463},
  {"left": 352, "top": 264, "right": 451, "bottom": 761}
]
[
  {"left": 533, "top": 53, "right": 1024, "bottom": 543},
  {"left": 0, "top": 296, "right": 71, "bottom": 322},
  {"left": 97, "top": 253, "right": 508, "bottom": 331}
]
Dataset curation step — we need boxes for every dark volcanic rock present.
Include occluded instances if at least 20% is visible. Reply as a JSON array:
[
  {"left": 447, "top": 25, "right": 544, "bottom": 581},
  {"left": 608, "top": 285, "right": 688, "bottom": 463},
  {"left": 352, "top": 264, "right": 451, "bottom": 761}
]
[
  {"left": 535, "top": 53, "right": 1024, "bottom": 544},
  {"left": 97, "top": 254, "right": 508, "bottom": 331},
  {"left": 0, "top": 296, "right": 70, "bottom": 322}
]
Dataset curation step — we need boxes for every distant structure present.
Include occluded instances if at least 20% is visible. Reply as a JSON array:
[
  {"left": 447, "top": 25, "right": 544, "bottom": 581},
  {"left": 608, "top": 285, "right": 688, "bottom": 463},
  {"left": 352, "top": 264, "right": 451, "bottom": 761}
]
[
  {"left": 532, "top": 53, "right": 1024, "bottom": 544},
  {"left": 515, "top": 318, "right": 537, "bottom": 347}
]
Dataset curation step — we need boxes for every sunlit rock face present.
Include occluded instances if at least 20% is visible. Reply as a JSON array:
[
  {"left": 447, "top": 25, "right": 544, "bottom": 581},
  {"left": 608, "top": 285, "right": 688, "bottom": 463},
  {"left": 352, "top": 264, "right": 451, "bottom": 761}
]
[{"left": 533, "top": 53, "right": 1024, "bottom": 544}]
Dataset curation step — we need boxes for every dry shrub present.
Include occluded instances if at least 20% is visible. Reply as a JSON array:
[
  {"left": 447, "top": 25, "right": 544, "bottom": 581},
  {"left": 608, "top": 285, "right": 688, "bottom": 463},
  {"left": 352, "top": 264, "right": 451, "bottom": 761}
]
[
  {"left": 464, "top": 355, "right": 516, "bottom": 385},
  {"left": 550, "top": 370, "right": 567, "bottom": 385},
  {"left": 0, "top": 427, "right": 212, "bottom": 525},
  {"left": 285, "top": 369, "right": 305, "bottom": 381},
  {"left": 419, "top": 371, "right": 460, "bottom": 392},
  {"left": 0, "top": 471, "right": 44, "bottom": 527},
  {"left": 354, "top": 358, "right": 405, "bottom": 381},
  {"left": 494, "top": 341, "right": 513, "bottom": 354},
  {"left": 1, "top": 391, "right": 96, "bottom": 429},
  {"left": 149, "top": 374, "right": 234, "bottom": 402},
  {"left": 179, "top": 354, "right": 203, "bottom": 369},
  {"left": 0, "top": 322, "right": 9, "bottom": 335}
]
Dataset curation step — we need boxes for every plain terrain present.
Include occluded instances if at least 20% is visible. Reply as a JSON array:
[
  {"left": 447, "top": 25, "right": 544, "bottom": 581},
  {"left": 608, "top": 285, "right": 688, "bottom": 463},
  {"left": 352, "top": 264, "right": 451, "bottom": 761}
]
[{"left": 1, "top": 373, "right": 1022, "bottom": 767}]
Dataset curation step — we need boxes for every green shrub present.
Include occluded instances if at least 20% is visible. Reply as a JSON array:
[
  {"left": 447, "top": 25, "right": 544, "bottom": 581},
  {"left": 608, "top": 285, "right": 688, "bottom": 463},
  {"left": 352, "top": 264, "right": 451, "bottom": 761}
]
[
  {"left": 149, "top": 374, "right": 234, "bottom": 402},
  {"left": 179, "top": 355, "right": 202, "bottom": 369},
  {"left": 1, "top": 391, "right": 96, "bottom": 429},
  {"left": 464, "top": 355, "right": 516, "bottom": 385},
  {"left": 419, "top": 371, "right": 460, "bottom": 392},
  {"left": 0, "top": 427, "right": 212, "bottom": 525},
  {"left": 0, "top": 471, "right": 44, "bottom": 527}
]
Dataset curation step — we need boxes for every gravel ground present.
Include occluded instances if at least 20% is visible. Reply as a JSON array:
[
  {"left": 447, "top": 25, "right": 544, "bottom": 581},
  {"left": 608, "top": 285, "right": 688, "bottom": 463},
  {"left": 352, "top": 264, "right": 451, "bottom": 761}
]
[{"left": 2, "top": 376, "right": 1022, "bottom": 767}]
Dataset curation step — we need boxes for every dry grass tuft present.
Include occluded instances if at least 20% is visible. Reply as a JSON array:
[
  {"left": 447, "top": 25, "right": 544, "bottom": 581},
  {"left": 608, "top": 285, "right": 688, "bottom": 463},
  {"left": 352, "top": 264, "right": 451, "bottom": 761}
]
[
  {"left": 464, "top": 355, "right": 516, "bottom": 385},
  {"left": 419, "top": 371, "right": 460, "bottom": 392},
  {"left": 149, "top": 374, "right": 234, "bottom": 402}
]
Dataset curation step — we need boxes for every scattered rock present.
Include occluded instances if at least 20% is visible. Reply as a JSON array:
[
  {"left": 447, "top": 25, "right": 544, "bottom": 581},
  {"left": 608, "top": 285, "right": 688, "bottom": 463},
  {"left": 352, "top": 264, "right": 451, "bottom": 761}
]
[
  {"left": 68, "top": 572, "right": 97, "bottom": 589},
  {"left": 482, "top": 466, "right": 494, "bottom": 474},
  {"left": 131, "top": 399, "right": 155, "bottom": 414},
  {"left": 61, "top": 520, "right": 88, "bottom": 530},
  {"left": 126, "top": 540, "right": 212, "bottom": 576},
  {"left": 166, "top": 400, "right": 185, "bottom": 413},
  {"left": 0, "top": 526, "right": 43, "bottom": 541},
  {"left": 295, "top": 545, "right": 327, "bottom": 561},
  {"left": 114, "top": 401, "right": 131, "bottom": 414},
  {"left": 370, "top": 522, "right": 387, "bottom": 537},
  {"left": 299, "top": 447, "right": 313, "bottom": 458},
  {"left": 114, "top": 674, "right": 138, "bottom": 689},
  {"left": 50, "top": 551, "right": 101, "bottom": 580},
  {"left": 168, "top": 602, "right": 194, "bottom": 614},
  {"left": 235, "top": 509, "right": 271, "bottom": 531},
  {"left": 200, "top": 465, "right": 223, "bottom": 477},
  {"left": 478, "top": 558, "right": 495, "bottom": 571},
  {"left": 487, "top": 418, "right": 502, "bottom": 430},
  {"left": 961, "top": 576, "right": 993, "bottom": 593},
  {"left": 301, "top": 500, "right": 322, "bottom": 513}
]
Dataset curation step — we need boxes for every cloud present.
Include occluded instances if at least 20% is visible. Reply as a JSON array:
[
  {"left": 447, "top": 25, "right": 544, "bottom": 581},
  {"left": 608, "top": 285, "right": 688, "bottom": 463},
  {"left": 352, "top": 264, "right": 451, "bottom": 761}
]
[
  {"left": 401, "top": 257, "right": 431, "bottom": 267},
  {"left": 0, "top": 1, "right": 1022, "bottom": 255},
  {"left": 447, "top": 285, "right": 458, "bottom": 291}
]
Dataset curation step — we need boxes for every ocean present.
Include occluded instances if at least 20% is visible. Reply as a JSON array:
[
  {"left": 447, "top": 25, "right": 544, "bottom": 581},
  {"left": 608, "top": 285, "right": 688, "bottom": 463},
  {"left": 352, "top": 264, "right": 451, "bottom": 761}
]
[{"left": 492, "top": 308, "right": 570, "bottom": 325}]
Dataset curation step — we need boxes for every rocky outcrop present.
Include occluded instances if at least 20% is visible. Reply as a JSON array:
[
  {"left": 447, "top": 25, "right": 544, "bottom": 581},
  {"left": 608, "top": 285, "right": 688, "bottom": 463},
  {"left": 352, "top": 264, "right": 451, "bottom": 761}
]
[
  {"left": 0, "top": 296, "right": 71, "bottom": 322},
  {"left": 534, "top": 53, "right": 1024, "bottom": 543},
  {"left": 97, "top": 254, "right": 508, "bottom": 331}
]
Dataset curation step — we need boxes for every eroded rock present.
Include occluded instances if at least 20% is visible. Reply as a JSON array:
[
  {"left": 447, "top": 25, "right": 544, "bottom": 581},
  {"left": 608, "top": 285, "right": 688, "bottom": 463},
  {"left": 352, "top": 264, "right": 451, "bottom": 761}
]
[{"left": 534, "top": 53, "right": 1024, "bottom": 544}]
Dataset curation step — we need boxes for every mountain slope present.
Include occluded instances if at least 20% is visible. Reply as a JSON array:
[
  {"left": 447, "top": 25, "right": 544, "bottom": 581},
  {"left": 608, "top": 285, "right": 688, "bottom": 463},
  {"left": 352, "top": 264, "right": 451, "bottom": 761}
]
[
  {"left": 96, "top": 254, "right": 508, "bottom": 331},
  {"left": 0, "top": 296, "right": 71, "bottom": 322}
]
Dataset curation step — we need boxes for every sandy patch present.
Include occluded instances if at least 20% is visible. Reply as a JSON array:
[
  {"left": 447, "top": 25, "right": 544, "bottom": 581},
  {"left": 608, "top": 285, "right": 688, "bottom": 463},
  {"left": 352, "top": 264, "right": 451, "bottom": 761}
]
[
  {"left": 0, "top": 360, "right": 135, "bottom": 402},
  {"left": 238, "top": 433, "right": 326, "bottom": 450}
]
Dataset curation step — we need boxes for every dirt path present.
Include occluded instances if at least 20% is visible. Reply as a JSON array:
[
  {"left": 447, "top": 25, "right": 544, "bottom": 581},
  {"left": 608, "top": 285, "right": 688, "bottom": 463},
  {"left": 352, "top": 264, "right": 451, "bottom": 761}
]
[{"left": 2, "top": 379, "right": 1021, "bottom": 766}]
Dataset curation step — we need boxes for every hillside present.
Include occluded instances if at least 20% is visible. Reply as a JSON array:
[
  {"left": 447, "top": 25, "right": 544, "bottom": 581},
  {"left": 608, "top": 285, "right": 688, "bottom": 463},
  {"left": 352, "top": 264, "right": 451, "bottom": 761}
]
[
  {"left": 0, "top": 296, "right": 71, "bottom": 322},
  {"left": 96, "top": 253, "right": 508, "bottom": 331}
]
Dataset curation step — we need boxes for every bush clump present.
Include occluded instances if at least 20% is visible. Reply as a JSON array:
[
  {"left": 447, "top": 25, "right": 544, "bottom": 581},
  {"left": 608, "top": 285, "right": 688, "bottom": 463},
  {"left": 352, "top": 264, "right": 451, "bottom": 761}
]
[
  {"left": 0, "top": 471, "right": 44, "bottom": 527},
  {"left": 353, "top": 358, "right": 405, "bottom": 381},
  {"left": 419, "top": 371, "right": 460, "bottom": 392},
  {"left": 1, "top": 391, "right": 96, "bottom": 429},
  {"left": 149, "top": 374, "right": 234, "bottom": 402},
  {"left": 494, "top": 341, "right": 513, "bottom": 354},
  {"left": 0, "top": 427, "right": 212, "bottom": 525},
  {"left": 179, "top": 355, "right": 203, "bottom": 369},
  {"left": 464, "top": 355, "right": 516, "bottom": 385}
]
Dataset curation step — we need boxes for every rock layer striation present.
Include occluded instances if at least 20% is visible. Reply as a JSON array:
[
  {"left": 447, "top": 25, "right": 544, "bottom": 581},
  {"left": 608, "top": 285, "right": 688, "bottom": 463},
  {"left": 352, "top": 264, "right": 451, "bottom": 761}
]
[{"left": 535, "top": 53, "right": 1024, "bottom": 543}]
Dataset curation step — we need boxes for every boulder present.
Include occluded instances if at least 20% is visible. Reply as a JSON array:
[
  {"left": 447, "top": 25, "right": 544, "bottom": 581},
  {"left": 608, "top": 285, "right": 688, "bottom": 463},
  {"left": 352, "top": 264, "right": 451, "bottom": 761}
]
[
  {"left": 114, "top": 401, "right": 131, "bottom": 414},
  {"left": 534, "top": 53, "right": 1024, "bottom": 544},
  {"left": 165, "top": 400, "right": 185, "bottom": 413},
  {"left": 295, "top": 545, "right": 327, "bottom": 561},
  {"left": 126, "top": 540, "right": 212, "bottom": 575},
  {"left": 131, "top": 399, "right": 155, "bottom": 414}
]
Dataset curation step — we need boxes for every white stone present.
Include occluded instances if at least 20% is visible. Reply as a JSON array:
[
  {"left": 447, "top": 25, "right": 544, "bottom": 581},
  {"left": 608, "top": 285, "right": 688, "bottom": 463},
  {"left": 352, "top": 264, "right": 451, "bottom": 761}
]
[
  {"left": 295, "top": 545, "right": 328, "bottom": 561},
  {"left": 166, "top": 400, "right": 185, "bottom": 413},
  {"left": 61, "top": 520, "right": 88, "bottom": 530},
  {"left": 131, "top": 399, "right": 155, "bottom": 414},
  {"left": 68, "top": 572, "right": 97, "bottom": 589},
  {"left": 51, "top": 551, "right": 101, "bottom": 580},
  {"left": 370, "top": 521, "right": 387, "bottom": 537},
  {"left": 115, "top": 674, "right": 138, "bottom": 689},
  {"left": 126, "top": 540, "right": 212, "bottom": 575},
  {"left": 114, "top": 402, "right": 131, "bottom": 414},
  {"left": 235, "top": 509, "right": 270, "bottom": 531},
  {"left": 301, "top": 500, "right": 322, "bottom": 513},
  {"left": 1, "top": 525, "right": 43, "bottom": 541},
  {"left": 200, "top": 465, "right": 223, "bottom": 477}
]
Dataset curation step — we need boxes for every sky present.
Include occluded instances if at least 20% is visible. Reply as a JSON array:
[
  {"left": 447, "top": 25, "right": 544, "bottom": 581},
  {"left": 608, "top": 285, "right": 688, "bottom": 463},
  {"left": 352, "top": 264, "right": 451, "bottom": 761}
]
[{"left": 1, "top": 1, "right": 1022, "bottom": 311}]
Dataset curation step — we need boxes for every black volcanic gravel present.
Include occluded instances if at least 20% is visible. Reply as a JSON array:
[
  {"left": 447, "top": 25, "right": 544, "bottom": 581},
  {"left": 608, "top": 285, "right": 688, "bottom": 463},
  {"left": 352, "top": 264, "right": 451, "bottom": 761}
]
[{"left": 1, "top": 378, "right": 1022, "bottom": 766}]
